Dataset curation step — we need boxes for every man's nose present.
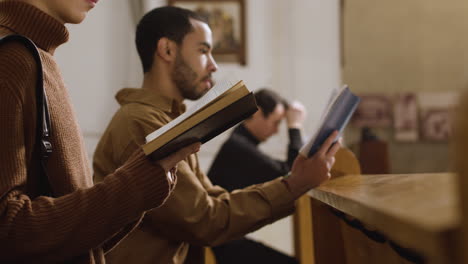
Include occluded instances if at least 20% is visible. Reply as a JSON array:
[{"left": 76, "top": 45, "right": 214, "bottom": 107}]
[{"left": 208, "top": 54, "right": 218, "bottom": 72}]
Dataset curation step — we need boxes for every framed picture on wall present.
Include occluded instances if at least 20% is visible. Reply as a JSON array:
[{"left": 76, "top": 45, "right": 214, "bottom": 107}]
[
  {"left": 418, "top": 92, "right": 458, "bottom": 142},
  {"left": 420, "top": 108, "right": 452, "bottom": 141},
  {"left": 168, "top": 0, "right": 247, "bottom": 65},
  {"left": 393, "top": 93, "right": 419, "bottom": 142},
  {"left": 351, "top": 94, "right": 393, "bottom": 128}
]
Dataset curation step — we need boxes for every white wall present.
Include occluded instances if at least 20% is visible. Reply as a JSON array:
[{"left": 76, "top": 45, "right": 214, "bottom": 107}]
[
  {"left": 56, "top": 0, "right": 143, "bottom": 157},
  {"left": 55, "top": 0, "right": 340, "bottom": 256}
]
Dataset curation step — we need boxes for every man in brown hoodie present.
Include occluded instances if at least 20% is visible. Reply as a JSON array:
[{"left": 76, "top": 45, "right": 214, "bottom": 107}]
[
  {"left": 0, "top": 0, "right": 198, "bottom": 263},
  {"left": 93, "top": 6, "right": 341, "bottom": 264}
]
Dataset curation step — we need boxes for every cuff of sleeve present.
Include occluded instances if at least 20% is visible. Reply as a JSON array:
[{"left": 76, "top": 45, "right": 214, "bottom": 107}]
[
  {"left": 256, "top": 178, "right": 296, "bottom": 220},
  {"left": 288, "top": 128, "right": 303, "bottom": 147},
  {"left": 116, "top": 151, "right": 171, "bottom": 210}
]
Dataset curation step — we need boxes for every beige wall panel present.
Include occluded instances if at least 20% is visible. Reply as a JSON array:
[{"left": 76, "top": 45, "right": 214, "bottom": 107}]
[{"left": 343, "top": 0, "right": 468, "bottom": 93}]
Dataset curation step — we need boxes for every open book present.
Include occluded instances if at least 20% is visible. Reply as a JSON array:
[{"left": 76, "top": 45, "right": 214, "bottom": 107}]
[
  {"left": 143, "top": 80, "right": 258, "bottom": 160},
  {"left": 300, "top": 85, "right": 360, "bottom": 157}
]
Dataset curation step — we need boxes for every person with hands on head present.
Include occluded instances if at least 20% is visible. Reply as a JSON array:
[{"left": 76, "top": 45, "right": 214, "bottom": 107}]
[
  {"left": 209, "top": 89, "right": 308, "bottom": 192},
  {"left": 92, "top": 6, "right": 341, "bottom": 264},
  {"left": 207, "top": 89, "right": 309, "bottom": 264},
  {"left": 0, "top": 0, "right": 197, "bottom": 263}
]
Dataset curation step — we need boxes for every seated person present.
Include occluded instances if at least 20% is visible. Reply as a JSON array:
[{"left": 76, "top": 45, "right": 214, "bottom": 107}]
[
  {"left": 209, "top": 88, "right": 306, "bottom": 191},
  {"left": 93, "top": 6, "right": 341, "bottom": 264},
  {"left": 208, "top": 88, "right": 305, "bottom": 264}
]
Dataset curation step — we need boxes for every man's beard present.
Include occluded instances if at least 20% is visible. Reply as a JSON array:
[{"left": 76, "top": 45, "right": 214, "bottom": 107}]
[{"left": 172, "top": 53, "right": 210, "bottom": 100}]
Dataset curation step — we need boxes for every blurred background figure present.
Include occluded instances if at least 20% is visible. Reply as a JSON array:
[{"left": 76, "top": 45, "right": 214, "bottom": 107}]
[{"left": 208, "top": 88, "right": 306, "bottom": 264}]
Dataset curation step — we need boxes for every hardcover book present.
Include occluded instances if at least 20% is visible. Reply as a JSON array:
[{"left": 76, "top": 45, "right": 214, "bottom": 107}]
[
  {"left": 143, "top": 80, "right": 258, "bottom": 160},
  {"left": 300, "top": 85, "right": 360, "bottom": 157}
]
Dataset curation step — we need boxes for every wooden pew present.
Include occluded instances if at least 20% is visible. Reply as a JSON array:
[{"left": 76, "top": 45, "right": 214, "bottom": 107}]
[
  {"left": 309, "top": 172, "right": 459, "bottom": 264},
  {"left": 293, "top": 147, "right": 361, "bottom": 263},
  {"left": 293, "top": 145, "right": 465, "bottom": 264}
]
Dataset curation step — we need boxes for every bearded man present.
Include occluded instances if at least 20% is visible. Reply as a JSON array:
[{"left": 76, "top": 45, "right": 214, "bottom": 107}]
[{"left": 93, "top": 6, "right": 340, "bottom": 264}]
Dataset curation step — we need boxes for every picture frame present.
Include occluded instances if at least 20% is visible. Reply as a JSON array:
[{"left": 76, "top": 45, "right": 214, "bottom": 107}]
[
  {"left": 420, "top": 108, "right": 452, "bottom": 141},
  {"left": 393, "top": 93, "right": 419, "bottom": 142},
  {"left": 168, "top": 0, "right": 247, "bottom": 65},
  {"left": 418, "top": 92, "right": 458, "bottom": 142},
  {"left": 351, "top": 94, "right": 393, "bottom": 128}
]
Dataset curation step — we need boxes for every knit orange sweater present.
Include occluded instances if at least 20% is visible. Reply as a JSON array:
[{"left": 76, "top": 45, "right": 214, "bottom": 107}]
[{"left": 0, "top": 2, "right": 172, "bottom": 263}]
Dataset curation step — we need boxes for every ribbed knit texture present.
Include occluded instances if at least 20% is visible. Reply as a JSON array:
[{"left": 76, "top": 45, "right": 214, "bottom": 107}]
[{"left": 0, "top": 1, "right": 173, "bottom": 263}]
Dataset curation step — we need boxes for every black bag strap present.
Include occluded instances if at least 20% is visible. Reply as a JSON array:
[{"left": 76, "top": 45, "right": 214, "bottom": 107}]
[{"left": 0, "top": 35, "right": 54, "bottom": 196}]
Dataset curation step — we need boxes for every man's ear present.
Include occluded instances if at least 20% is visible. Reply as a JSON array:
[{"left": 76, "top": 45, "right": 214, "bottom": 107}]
[{"left": 156, "top": 37, "right": 176, "bottom": 62}]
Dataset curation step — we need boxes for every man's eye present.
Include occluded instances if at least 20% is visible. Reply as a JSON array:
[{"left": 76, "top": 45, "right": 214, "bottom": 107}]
[{"left": 200, "top": 49, "right": 208, "bottom": 53}]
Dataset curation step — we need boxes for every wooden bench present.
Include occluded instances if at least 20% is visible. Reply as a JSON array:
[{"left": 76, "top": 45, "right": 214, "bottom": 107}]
[
  {"left": 293, "top": 147, "right": 362, "bottom": 264},
  {"left": 308, "top": 172, "right": 459, "bottom": 264}
]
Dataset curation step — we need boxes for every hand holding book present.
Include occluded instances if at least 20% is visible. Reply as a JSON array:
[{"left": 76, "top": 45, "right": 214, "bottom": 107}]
[
  {"left": 284, "top": 131, "right": 341, "bottom": 199},
  {"left": 283, "top": 85, "right": 359, "bottom": 197},
  {"left": 299, "top": 85, "right": 360, "bottom": 157}
]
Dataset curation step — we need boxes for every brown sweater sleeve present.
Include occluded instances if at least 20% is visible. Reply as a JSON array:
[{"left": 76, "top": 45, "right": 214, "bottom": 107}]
[{"left": 0, "top": 42, "right": 172, "bottom": 262}]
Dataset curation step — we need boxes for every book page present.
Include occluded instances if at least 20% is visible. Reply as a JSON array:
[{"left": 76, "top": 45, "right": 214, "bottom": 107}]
[
  {"left": 145, "top": 80, "right": 240, "bottom": 143},
  {"left": 319, "top": 85, "right": 347, "bottom": 125},
  {"left": 299, "top": 85, "right": 358, "bottom": 157},
  {"left": 303, "top": 85, "right": 346, "bottom": 149}
]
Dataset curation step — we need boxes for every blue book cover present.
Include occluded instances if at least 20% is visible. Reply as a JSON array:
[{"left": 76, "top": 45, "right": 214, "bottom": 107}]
[{"left": 300, "top": 85, "right": 360, "bottom": 157}]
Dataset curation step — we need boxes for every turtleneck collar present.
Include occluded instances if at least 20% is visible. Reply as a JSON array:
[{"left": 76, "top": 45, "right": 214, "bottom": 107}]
[
  {"left": 0, "top": 1, "right": 69, "bottom": 53},
  {"left": 234, "top": 124, "right": 260, "bottom": 146}
]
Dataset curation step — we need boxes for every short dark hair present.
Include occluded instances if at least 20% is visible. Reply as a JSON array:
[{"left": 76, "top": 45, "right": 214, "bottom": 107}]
[
  {"left": 135, "top": 6, "right": 206, "bottom": 73},
  {"left": 254, "top": 89, "right": 289, "bottom": 118}
]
